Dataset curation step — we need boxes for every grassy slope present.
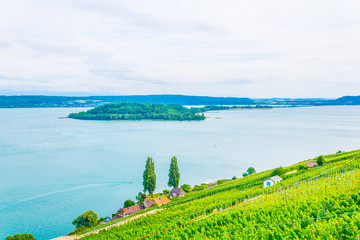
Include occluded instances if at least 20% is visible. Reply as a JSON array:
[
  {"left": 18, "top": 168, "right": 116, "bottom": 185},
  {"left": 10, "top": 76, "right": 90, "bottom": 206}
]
[{"left": 77, "top": 149, "right": 360, "bottom": 239}]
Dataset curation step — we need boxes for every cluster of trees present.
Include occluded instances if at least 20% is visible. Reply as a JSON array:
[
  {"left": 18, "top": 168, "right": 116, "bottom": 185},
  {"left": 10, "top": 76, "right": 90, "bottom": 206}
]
[
  {"left": 68, "top": 156, "right": 181, "bottom": 235},
  {"left": 68, "top": 102, "right": 205, "bottom": 121},
  {"left": 271, "top": 166, "right": 285, "bottom": 176},
  {"left": 68, "top": 210, "right": 100, "bottom": 235},
  {"left": 5, "top": 234, "right": 36, "bottom": 240},
  {"left": 142, "top": 156, "right": 180, "bottom": 197},
  {"left": 242, "top": 167, "right": 256, "bottom": 177}
]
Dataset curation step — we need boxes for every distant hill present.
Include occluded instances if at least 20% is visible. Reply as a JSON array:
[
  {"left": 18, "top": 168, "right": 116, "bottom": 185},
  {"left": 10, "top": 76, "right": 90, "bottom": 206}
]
[
  {"left": 87, "top": 95, "right": 255, "bottom": 105},
  {"left": 0, "top": 94, "right": 359, "bottom": 108},
  {"left": 334, "top": 95, "right": 360, "bottom": 105},
  {"left": 0, "top": 95, "right": 254, "bottom": 108}
]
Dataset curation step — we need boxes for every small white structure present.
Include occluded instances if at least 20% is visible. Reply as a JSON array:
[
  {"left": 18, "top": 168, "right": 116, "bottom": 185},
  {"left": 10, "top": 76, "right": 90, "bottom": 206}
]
[{"left": 263, "top": 175, "right": 282, "bottom": 188}]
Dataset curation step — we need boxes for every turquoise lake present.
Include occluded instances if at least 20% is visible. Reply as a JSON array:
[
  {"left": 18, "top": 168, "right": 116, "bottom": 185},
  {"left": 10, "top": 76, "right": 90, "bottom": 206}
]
[{"left": 1, "top": 106, "right": 360, "bottom": 239}]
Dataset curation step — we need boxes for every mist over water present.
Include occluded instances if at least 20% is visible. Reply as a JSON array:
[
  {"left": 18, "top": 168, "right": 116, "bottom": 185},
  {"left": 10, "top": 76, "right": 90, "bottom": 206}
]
[{"left": 1, "top": 106, "right": 360, "bottom": 239}]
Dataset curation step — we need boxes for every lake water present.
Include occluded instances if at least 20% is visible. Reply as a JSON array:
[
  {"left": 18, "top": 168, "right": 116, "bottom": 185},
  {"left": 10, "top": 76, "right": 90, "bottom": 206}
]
[{"left": 1, "top": 106, "right": 360, "bottom": 239}]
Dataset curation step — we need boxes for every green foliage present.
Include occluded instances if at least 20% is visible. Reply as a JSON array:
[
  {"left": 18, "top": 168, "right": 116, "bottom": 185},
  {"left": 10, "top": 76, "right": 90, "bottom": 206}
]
[
  {"left": 143, "top": 157, "right": 156, "bottom": 196},
  {"left": 193, "top": 184, "right": 207, "bottom": 192},
  {"left": 298, "top": 165, "right": 306, "bottom": 171},
  {"left": 168, "top": 156, "right": 180, "bottom": 188},
  {"left": 135, "top": 192, "right": 146, "bottom": 204},
  {"left": 271, "top": 166, "right": 285, "bottom": 177},
  {"left": 247, "top": 167, "right": 256, "bottom": 175},
  {"left": 162, "top": 189, "right": 170, "bottom": 196},
  {"left": 181, "top": 184, "right": 191, "bottom": 193},
  {"left": 216, "top": 179, "right": 229, "bottom": 185},
  {"left": 316, "top": 155, "right": 325, "bottom": 166},
  {"left": 243, "top": 167, "right": 256, "bottom": 177},
  {"left": 68, "top": 102, "right": 205, "bottom": 121},
  {"left": 232, "top": 176, "right": 237, "bottom": 180},
  {"left": 68, "top": 226, "right": 89, "bottom": 236},
  {"left": 124, "top": 199, "right": 135, "bottom": 208},
  {"left": 5, "top": 234, "right": 36, "bottom": 240},
  {"left": 72, "top": 210, "right": 99, "bottom": 229}
]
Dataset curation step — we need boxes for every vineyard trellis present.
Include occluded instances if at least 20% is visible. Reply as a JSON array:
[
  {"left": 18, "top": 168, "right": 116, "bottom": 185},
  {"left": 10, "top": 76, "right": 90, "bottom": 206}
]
[{"left": 79, "top": 150, "right": 360, "bottom": 240}]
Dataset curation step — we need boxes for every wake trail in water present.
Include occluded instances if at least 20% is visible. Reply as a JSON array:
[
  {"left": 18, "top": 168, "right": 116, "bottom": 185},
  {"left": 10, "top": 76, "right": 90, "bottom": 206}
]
[{"left": 0, "top": 182, "right": 131, "bottom": 210}]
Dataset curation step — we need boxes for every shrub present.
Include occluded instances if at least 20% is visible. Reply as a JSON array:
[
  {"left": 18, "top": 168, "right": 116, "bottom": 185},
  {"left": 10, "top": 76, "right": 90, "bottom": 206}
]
[
  {"left": 232, "top": 176, "right": 237, "bottom": 180},
  {"left": 271, "top": 167, "right": 284, "bottom": 177},
  {"left": 6, "top": 234, "right": 36, "bottom": 240},
  {"left": 181, "top": 184, "right": 191, "bottom": 193},
  {"left": 216, "top": 179, "right": 229, "bottom": 185},
  {"left": 72, "top": 210, "right": 99, "bottom": 228},
  {"left": 68, "top": 226, "right": 89, "bottom": 236},
  {"left": 193, "top": 185, "right": 207, "bottom": 192},
  {"left": 124, "top": 199, "right": 135, "bottom": 208},
  {"left": 136, "top": 192, "right": 146, "bottom": 204},
  {"left": 316, "top": 155, "right": 325, "bottom": 166},
  {"left": 298, "top": 165, "right": 306, "bottom": 171}
]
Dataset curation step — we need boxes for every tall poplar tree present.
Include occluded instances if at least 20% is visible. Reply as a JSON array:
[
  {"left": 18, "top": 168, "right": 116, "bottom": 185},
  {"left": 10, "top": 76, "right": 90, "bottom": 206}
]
[
  {"left": 168, "top": 156, "right": 180, "bottom": 188},
  {"left": 143, "top": 157, "right": 156, "bottom": 196}
]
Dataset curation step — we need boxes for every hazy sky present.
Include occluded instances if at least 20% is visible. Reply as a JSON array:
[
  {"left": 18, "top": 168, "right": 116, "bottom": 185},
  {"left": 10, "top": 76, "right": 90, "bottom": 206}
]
[{"left": 0, "top": 0, "right": 359, "bottom": 98}]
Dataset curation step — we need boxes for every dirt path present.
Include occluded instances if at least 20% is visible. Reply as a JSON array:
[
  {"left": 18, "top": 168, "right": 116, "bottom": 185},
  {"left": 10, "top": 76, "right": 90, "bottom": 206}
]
[{"left": 52, "top": 209, "right": 163, "bottom": 240}]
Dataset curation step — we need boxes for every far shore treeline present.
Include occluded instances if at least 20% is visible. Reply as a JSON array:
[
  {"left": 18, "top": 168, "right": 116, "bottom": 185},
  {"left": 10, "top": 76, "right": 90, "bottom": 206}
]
[{"left": 1, "top": 94, "right": 360, "bottom": 108}]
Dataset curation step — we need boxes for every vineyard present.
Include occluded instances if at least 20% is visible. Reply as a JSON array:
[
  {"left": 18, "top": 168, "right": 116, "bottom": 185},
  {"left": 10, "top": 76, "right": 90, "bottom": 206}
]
[{"left": 81, "top": 150, "right": 360, "bottom": 239}]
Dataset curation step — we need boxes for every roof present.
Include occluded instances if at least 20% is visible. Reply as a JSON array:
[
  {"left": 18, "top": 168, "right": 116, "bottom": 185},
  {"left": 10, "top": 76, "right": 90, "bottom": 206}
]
[
  {"left": 111, "top": 214, "right": 122, "bottom": 221},
  {"left": 270, "top": 175, "right": 282, "bottom": 182},
  {"left": 306, "top": 161, "right": 318, "bottom": 167},
  {"left": 159, "top": 197, "right": 170, "bottom": 205},
  {"left": 170, "top": 187, "right": 186, "bottom": 196},
  {"left": 118, "top": 205, "right": 142, "bottom": 216},
  {"left": 144, "top": 196, "right": 170, "bottom": 208},
  {"left": 144, "top": 199, "right": 156, "bottom": 208},
  {"left": 264, "top": 175, "right": 283, "bottom": 182}
]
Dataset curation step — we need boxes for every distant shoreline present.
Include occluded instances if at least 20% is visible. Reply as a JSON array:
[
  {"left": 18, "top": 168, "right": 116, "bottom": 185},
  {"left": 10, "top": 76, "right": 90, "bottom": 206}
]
[{"left": 0, "top": 94, "right": 359, "bottom": 108}]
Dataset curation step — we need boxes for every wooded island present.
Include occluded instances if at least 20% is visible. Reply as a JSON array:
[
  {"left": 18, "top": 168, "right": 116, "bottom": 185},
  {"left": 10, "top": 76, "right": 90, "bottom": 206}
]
[
  {"left": 68, "top": 102, "right": 206, "bottom": 121},
  {"left": 67, "top": 102, "right": 274, "bottom": 121}
]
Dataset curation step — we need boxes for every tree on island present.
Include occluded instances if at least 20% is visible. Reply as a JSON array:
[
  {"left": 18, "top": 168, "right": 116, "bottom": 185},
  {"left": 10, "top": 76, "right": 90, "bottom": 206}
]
[
  {"left": 143, "top": 157, "right": 156, "bottom": 197},
  {"left": 124, "top": 199, "right": 135, "bottom": 208},
  {"left": 168, "top": 156, "right": 180, "bottom": 188},
  {"left": 72, "top": 210, "right": 99, "bottom": 229}
]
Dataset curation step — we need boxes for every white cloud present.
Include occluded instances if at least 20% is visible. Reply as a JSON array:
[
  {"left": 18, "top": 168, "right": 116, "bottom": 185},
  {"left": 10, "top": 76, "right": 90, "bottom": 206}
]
[{"left": 0, "top": 0, "right": 359, "bottom": 97}]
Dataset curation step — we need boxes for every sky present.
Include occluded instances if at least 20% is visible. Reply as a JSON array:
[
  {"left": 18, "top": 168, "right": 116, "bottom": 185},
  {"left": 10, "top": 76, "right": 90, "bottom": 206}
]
[{"left": 0, "top": 0, "right": 359, "bottom": 98}]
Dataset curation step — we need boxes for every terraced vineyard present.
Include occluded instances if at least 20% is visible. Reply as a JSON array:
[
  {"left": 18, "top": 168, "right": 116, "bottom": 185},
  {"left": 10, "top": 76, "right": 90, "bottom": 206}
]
[{"left": 81, "top": 150, "right": 360, "bottom": 239}]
